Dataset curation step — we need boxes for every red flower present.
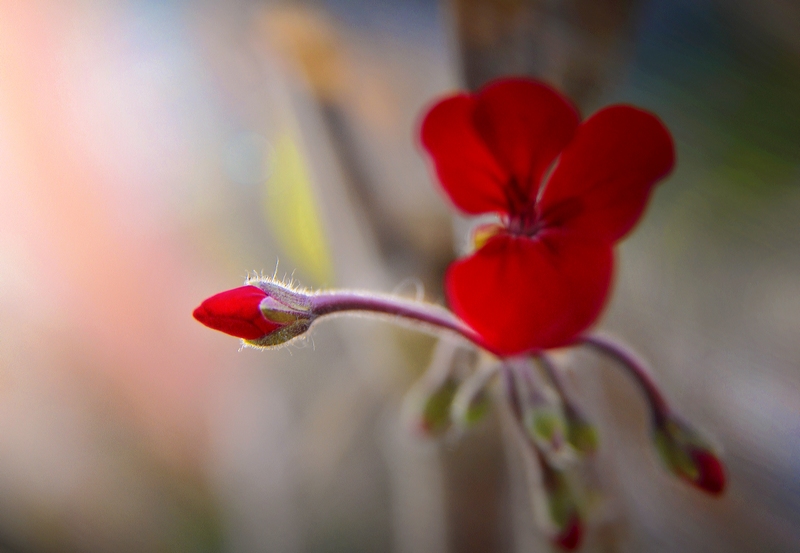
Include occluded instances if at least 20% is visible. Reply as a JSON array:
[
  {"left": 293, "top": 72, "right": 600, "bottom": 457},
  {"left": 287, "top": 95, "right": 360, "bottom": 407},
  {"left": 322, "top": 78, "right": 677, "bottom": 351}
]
[{"left": 421, "top": 78, "right": 675, "bottom": 355}]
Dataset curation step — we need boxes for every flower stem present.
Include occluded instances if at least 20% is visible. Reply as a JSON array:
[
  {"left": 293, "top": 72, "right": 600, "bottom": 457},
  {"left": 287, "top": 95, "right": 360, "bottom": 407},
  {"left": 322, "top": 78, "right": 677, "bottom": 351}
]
[
  {"left": 501, "top": 364, "right": 524, "bottom": 420},
  {"left": 535, "top": 354, "right": 576, "bottom": 412},
  {"left": 580, "top": 335, "right": 671, "bottom": 425},
  {"left": 310, "top": 291, "right": 494, "bottom": 353},
  {"left": 535, "top": 354, "right": 595, "bottom": 423}
]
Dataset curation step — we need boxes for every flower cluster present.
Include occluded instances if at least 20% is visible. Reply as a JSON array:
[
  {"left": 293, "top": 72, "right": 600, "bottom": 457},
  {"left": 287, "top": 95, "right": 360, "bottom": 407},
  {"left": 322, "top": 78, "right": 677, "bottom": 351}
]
[{"left": 194, "top": 77, "right": 725, "bottom": 551}]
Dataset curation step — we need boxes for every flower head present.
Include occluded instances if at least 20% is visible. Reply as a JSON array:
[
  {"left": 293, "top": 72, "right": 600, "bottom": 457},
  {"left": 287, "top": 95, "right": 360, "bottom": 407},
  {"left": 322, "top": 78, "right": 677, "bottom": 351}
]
[
  {"left": 421, "top": 78, "right": 675, "bottom": 355},
  {"left": 193, "top": 281, "right": 314, "bottom": 347}
]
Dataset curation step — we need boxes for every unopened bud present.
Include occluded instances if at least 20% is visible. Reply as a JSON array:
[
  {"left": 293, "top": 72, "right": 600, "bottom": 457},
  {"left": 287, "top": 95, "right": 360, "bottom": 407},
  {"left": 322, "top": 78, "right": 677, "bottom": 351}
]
[
  {"left": 405, "top": 376, "right": 459, "bottom": 436},
  {"left": 653, "top": 416, "right": 726, "bottom": 495},
  {"left": 452, "top": 386, "right": 490, "bottom": 429},
  {"left": 565, "top": 408, "right": 599, "bottom": 457},
  {"left": 525, "top": 404, "right": 576, "bottom": 469},
  {"left": 553, "top": 512, "right": 583, "bottom": 551},
  {"left": 533, "top": 466, "right": 583, "bottom": 551},
  {"left": 450, "top": 364, "right": 496, "bottom": 429},
  {"left": 194, "top": 282, "right": 314, "bottom": 347}
]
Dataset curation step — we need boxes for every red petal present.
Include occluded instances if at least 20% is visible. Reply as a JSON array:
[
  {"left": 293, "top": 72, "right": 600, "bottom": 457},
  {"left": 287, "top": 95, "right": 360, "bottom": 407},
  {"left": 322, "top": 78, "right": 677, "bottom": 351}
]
[
  {"left": 446, "top": 231, "right": 613, "bottom": 356},
  {"left": 538, "top": 105, "right": 675, "bottom": 243},
  {"left": 420, "top": 94, "right": 510, "bottom": 214},
  {"left": 193, "top": 286, "right": 281, "bottom": 340},
  {"left": 472, "top": 79, "right": 579, "bottom": 209},
  {"left": 420, "top": 79, "right": 579, "bottom": 215}
]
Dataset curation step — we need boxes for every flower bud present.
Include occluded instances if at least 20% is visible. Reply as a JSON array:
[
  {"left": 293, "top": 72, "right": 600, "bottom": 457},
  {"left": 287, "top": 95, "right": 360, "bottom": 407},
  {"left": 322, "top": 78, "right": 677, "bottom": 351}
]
[
  {"left": 525, "top": 403, "right": 576, "bottom": 469},
  {"left": 405, "top": 376, "right": 459, "bottom": 436},
  {"left": 552, "top": 514, "right": 583, "bottom": 551},
  {"left": 452, "top": 386, "right": 490, "bottom": 429},
  {"left": 532, "top": 466, "right": 583, "bottom": 551},
  {"left": 565, "top": 407, "right": 599, "bottom": 457},
  {"left": 193, "top": 283, "right": 314, "bottom": 347},
  {"left": 653, "top": 416, "right": 726, "bottom": 495},
  {"left": 553, "top": 513, "right": 583, "bottom": 551},
  {"left": 450, "top": 365, "right": 496, "bottom": 429}
]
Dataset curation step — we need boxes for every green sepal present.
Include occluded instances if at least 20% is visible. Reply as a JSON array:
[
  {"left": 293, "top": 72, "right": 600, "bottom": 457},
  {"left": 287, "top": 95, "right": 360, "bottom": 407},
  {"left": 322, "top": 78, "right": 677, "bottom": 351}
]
[
  {"left": 418, "top": 377, "right": 459, "bottom": 435},
  {"left": 565, "top": 410, "right": 599, "bottom": 456}
]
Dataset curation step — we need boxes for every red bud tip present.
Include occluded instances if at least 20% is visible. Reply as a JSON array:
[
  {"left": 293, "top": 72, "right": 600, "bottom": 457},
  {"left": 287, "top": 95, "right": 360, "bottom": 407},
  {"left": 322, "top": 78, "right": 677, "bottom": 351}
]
[
  {"left": 690, "top": 449, "right": 726, "bottom": 495},
  {"left": 553, "top": 513, "right": 583, "bottom": 551},
  {"left": 193, "top": 286, "right": 282, "bottom": 340}
]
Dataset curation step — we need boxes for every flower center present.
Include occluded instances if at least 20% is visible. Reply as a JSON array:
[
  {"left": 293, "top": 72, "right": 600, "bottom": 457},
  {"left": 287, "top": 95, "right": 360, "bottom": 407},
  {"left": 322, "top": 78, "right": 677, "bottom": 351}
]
[
  {"left": 506, "top": 212, "right": 542, "bottom": 237},
  {"left": 504, "top": 176, "right": 542, "bottom": 237}
]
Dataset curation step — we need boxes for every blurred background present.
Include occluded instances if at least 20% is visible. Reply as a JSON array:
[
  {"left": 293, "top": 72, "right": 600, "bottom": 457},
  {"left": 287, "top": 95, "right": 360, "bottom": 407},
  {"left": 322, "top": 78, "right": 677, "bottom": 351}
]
[{"left": 0, "top": 0, "right": 798, "bottom": 551}]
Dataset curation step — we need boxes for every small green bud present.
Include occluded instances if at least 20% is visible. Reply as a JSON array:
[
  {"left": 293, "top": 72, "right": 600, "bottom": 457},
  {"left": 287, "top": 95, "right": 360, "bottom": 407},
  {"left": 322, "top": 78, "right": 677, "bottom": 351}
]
[
  {"left": 404, "top": 377, "right": 459, "bottom": 436},
  {"left": 450, "top": 364, "right": 496, "bottom": 429},
  {"left": 565, "top": 409, "right": 599, "bottom": 456},
  {"left": 461, "top": 388, "right": 491, "bottom": 426},
  {"left": 524, "top": 404, "right": 576, "bottom": 468}
]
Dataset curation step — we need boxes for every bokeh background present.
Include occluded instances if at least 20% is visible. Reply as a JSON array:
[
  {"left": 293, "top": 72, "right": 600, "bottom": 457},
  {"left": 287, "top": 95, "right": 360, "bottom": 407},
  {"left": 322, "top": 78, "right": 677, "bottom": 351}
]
[{"left": 0, "top": 0, "right": 798, "bottom": 551}]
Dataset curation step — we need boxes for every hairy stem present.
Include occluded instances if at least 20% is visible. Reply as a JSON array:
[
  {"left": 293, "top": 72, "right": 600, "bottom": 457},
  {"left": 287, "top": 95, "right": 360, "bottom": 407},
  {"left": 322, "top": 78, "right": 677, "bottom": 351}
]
[{"left": 311, "top": 291, "right": 495, "bottom": 353}]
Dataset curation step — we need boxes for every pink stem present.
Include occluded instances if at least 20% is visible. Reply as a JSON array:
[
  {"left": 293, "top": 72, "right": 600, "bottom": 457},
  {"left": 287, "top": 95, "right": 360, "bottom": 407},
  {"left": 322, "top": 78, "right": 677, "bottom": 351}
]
[
  {"left": 310, "top": 291, "right": 496, "bottom": 354},
  {"left": 580, "top": 335, "right": 672, "bottom": 425}
]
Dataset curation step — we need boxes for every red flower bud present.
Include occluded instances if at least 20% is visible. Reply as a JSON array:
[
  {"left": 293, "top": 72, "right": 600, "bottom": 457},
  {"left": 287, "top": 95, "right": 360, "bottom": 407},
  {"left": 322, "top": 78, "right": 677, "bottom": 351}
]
[
  {"left": 688, "top": 448, "right": 726, "bottom": 496},
  {"left": 553, "top": 513, "right": 583, "bottom": 551},
  {"left": 653, "top": 417, "right": 726, "bottom": 496},
  {"left": 538, "top": 465, "right": 584, "bottom": 551},
  {"left": 194, "top": 286, "right": 279, "bottom": 340},
  {"left": 194, "top": 282, "right": 314, "bottom": 347}
]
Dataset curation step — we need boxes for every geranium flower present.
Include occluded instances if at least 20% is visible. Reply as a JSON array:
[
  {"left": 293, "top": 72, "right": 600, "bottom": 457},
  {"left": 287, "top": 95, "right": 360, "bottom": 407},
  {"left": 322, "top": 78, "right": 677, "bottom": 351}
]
[
  {"left": 195, "top": 77, "right": 723, "bottom": 551},
  {"left": 421, "top": 78, "right": 675, "bottom": 356}
]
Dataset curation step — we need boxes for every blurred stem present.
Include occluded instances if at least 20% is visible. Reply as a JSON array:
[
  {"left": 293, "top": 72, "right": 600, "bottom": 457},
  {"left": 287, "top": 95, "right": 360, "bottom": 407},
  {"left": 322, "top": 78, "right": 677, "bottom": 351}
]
[
  {"left": 535, "top": 354, "right": 595, "bottom": 428},
  {"left": 498, "top": 367, "right": 572, "bottom": 512},
  {"left": 513, "top": 359, "right": 546, "bottom": 404},
  {"left": 311, "top": 291, "right": 494, "bottom": 353},
  {"left": 581, "top": 335, "right": 671, "bottom": 425},
  {"left": 535, "top": 354, "right": 578, "bottom": 414},
  {"left": 501, "top": 364, "right": 524, "bottom": 420}
]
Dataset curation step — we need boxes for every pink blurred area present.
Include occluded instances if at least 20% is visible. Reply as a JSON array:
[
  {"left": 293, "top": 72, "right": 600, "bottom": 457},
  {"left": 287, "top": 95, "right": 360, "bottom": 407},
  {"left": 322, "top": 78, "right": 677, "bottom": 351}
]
[
  {"left": 0, "top": 2, "right": 251, "bottom": 549},
  {"left": 0, "top": 1, "right": 224, "bottom": 453}
]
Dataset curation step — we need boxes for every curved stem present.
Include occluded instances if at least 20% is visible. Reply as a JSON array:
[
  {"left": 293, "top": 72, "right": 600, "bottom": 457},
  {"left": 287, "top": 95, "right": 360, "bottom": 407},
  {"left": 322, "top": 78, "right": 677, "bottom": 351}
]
[
  {"left": 311, "top": 291, "right": 496, "bottom": 354},
  {"left": 534, "top": 354, "right": 576, "bottom": 413},
  {"left": 500, "top": 363, "right": 524, "bottom": 422},
  {"left": 580, "top": 335, "right": 671, "bottom": 425},
  {"left": 513, "top": 358, "right": 547, "bottom": 404}
]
